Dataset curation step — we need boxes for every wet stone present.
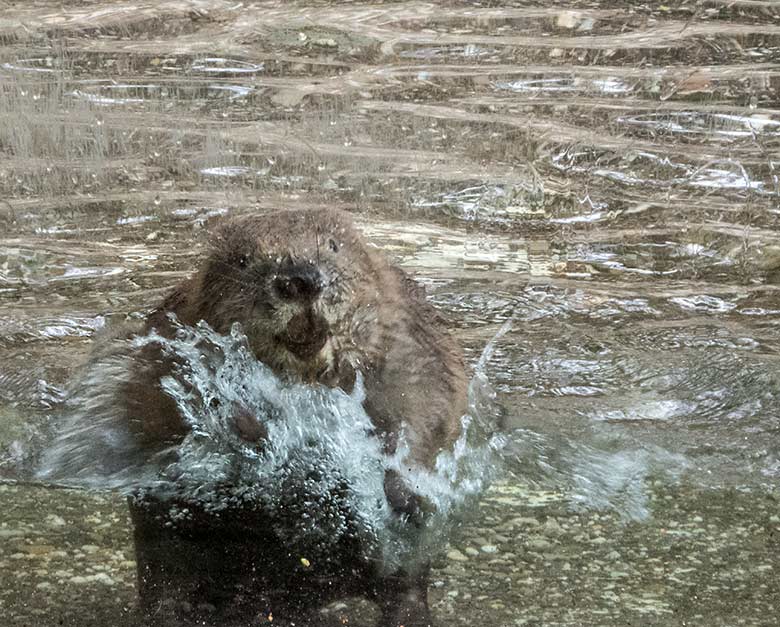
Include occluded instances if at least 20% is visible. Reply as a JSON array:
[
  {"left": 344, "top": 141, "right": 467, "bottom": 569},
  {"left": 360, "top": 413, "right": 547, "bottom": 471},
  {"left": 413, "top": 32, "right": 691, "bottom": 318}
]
[
  {"left": 543, "top": 519, "right": 564, "bottom": 537},
  {"left": 0, "top": 528, "right": 25, "bottom": 538},
  {"left": 24, "top": 544, "right": 56, "bottom": 556},
  {"left": 446, "top": 549, "right": 468, "bottom": 562},
  {"left": 513, "top": 517, "right": 541, "bottom": 528},
  {"left": 44, "top": 514, "right": 66, "bottom": 528},
  {"left": 526, "top": 538, "right": 553, "bottom": 552}
]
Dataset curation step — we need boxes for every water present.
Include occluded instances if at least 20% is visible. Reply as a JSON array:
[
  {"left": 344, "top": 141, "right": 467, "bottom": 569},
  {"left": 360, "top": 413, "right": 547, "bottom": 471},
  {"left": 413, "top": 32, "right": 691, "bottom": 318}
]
[
  {"left": 1, "top": 2, "right": 779, "bottom": 626},
  {"left": 37, "top": 317, "right": 505, "bottom": 576}
]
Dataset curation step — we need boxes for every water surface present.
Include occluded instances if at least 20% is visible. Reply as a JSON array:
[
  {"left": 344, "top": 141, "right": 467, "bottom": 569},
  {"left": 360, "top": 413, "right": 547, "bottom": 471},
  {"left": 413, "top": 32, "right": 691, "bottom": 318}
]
[{"left": 1, "top": 1, "right": 779, "bottom": 626}]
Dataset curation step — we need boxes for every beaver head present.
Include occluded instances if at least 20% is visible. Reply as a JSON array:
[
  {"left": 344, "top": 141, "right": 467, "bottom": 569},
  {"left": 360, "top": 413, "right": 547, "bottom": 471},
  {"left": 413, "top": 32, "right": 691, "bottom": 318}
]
[{"left": 187, "top": 208, "right": 384, "bottom": 388}]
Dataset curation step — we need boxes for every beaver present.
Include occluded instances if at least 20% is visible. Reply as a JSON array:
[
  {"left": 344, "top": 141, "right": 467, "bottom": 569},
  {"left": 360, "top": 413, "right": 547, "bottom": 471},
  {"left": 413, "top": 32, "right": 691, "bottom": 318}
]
[{"left": 123, "top": 208, "right": 468, "bottom": 627}]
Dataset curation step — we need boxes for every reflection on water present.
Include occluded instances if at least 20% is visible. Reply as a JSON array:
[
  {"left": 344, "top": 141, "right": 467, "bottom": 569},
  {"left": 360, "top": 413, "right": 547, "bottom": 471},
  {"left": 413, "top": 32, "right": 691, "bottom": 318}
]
[{"left": 1, "top": 1, "right": 780, "bottom": 626}]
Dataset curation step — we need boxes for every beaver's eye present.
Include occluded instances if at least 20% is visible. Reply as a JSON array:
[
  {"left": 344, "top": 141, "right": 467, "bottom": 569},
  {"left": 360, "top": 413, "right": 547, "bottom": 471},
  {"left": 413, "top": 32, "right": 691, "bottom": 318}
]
[
  {"left": 328, "top": 239, "right": 339, "bottom": 253},
  {"left": 235, "top": 254, "right": 250, "bottom": 268}
]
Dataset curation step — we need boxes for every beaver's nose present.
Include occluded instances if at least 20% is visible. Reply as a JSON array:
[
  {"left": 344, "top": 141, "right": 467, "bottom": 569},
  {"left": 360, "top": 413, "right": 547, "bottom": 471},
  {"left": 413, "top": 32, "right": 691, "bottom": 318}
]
[{"left": 272, "top": 265, "right": 323, "bottom": 302}]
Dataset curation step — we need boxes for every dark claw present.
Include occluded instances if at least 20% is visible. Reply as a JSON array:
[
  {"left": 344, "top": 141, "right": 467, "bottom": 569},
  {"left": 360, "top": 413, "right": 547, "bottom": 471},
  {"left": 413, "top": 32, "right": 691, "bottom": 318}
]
[{"left": 383, "top": 469, "right": 433, "bottom": 526}]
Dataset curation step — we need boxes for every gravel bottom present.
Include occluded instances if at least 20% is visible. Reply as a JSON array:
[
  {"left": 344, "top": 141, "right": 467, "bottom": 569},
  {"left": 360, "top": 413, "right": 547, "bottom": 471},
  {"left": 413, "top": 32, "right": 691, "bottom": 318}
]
[{"left": 1, "top": 481, "right": 778, "bottom": 626}]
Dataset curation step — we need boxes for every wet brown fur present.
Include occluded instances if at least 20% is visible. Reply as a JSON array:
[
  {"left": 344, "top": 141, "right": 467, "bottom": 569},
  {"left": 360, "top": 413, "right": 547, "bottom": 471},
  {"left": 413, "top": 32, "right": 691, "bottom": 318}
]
[{"left": 126, "top": 208, "right": 467, "bottom": 627}]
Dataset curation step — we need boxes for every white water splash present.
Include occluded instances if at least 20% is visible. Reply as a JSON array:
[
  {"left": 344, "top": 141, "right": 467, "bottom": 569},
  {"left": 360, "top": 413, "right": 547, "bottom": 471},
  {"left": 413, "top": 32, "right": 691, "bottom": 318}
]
[{"left": 37, "top": 317, "right": 504, "bottom": 571}]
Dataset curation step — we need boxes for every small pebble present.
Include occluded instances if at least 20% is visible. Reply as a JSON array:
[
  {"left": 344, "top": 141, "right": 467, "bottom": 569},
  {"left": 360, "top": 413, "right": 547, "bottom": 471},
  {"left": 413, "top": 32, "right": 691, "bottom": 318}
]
[
  {"left": 446, "top": 549, "right": 468, "bottom": 562},
  {"left": 45, "top": 515, "right": 66, "bottom": 528},
  {"left": 91, "top": 573, "right": 116, "bottom": 586},
  {"left": 527, "top": 538, "right": 552, "bottom": 552}
]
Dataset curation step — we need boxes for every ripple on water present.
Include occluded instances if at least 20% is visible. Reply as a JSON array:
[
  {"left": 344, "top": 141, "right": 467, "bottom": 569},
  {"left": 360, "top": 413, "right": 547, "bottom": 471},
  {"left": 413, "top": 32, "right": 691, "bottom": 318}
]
[
  {"left": 552, "top": 148, "right": 773, "bottom": 196},
  {"left": 2, "top": 247, "right": 128, "bottom": 287},
  {"left": 398, "top": 45, "right": 500, "bottom": 60},
  {"left": 412, "top": 183, "right": 544, "bottom": 223},
  {"left": 493, "top": 76, "right": 632, "bottom": 95},
  {"left": 687, "top": 165, "right": 769, "bottom": 193},
  {"left": 199, "top": 166, "right": 253, "bottom": 177},
  {"left": 70, "top": 83, "right": 254, "bottom": 105},
  {"left": 39, "top": 317, "right": 105, "bottom": 339},
  {"left": 588, "top": 298, "right": 662, "bottom": 319},
  {"left": 190, "top": 58, "right": 264, "bottom": 74},
  {"left": 116, "top": 215, "right": 157, "bottom": 226},
  {"left": 617, "top": 111, "right": 780, "bottom": 138},
  {"left": 50, "top": 265, "right": 126, "bottom": 282},
  {"left": 432, "top": 290, "right": 518, "bottom": 327},
  {"left": 360, "top": 220, "right": 532, "bottom": 275},
  {"left": 518, "top": 354, "right": 632, "bottom": 398},
  {"left": 0, "top": 315, "right": 105, "bottom": 344},
  {"left": 669, "top": 295, "right": 739, "bottom": 314},
  {"left": 169, "top": 206, "right": 229, "bottom": 226},
  {"left": 595, "top": 399, "right": 699, "bottom": 423},
  {"left": 551, "top": 211, "right": 606, "bottom": 224},
  {"left": 0, "top": 370, "right": 64, "bottom": 410},
  {"left": 546, "top": 323, "right": 780, "bottom": 483},
  {"left": 564, "top": 239, "right": 744, "bottom": 282},
  {"left": 1, "top": 58, "right": 62, "bottom": 73},
  {"left": 0, "top": 248, "right": 56, "bottom": 286},
  {"left": 389, "top": 12, "right": 602, "bottom": 36}
]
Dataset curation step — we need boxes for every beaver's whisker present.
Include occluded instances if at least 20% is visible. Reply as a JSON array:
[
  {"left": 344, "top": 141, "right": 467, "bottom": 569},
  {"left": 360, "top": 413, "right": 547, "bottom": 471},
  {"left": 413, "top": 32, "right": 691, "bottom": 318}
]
[
  {"left": 203, "top": 268, "right": 257, "bottom": 292},
  {"left": 326, "top": 268, "right": 358, "bottom": 289}
]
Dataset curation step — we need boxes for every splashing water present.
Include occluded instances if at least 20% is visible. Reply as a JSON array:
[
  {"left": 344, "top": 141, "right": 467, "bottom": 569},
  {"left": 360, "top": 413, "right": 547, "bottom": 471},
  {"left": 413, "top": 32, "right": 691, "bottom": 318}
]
[
  {"left": 34, "top": 314, "right": 684, "bottom": 572},
  {"left": 501, "top": 428, "right": 687, "bottom": 521},
  {"left": 140, "top": 319, "right": 511, "bottom": 570},
  {"left": 476, "top": 314, "right": 687, "bottom": 522},
  {"left": 37, "top": 317, "right": 506, "bottom": 571}
]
